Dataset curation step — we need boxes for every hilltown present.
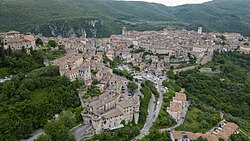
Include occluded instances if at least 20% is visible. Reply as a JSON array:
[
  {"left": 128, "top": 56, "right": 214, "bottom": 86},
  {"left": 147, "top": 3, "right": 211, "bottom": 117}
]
[{"left": 1, "top": 27, "right": 249, "bottom": 141}]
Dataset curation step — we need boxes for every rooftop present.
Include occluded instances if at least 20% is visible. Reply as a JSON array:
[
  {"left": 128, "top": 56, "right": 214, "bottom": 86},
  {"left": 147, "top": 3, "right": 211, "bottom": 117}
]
[
  {"left": 168, "top": 101, "right": 182, "bottom": 112},
  {"left": 174, "top": 92, "right": 187, "bottom": 101}
]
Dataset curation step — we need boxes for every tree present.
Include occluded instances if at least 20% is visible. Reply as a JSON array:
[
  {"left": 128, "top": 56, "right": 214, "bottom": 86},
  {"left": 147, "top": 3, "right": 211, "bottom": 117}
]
[
  {"left": 166, "top": 70, "right": 175, "bottom": 79},
  {"left": 219, "top": 138, "right": 225, "bottom": 141},
  {"left": 60, "top": 110, "right": 76, "bottom": 129},
  {"left": 44, "top": 120, "right": 75, "bottom": 141},
  {"left": 36, "top": 38, "right": 44, "bottom": 46},
  {"left": 35, "top": 134, "right": 51, "bottom": 141},
  {"left": 127, "top": 82, "right": 138, "bottom": 94},
  {"left": 48, "top": 40, "right": 57, "bottom": 48},
  {"left": 196, "top": 136, "right": 208, "bottom": 141}
]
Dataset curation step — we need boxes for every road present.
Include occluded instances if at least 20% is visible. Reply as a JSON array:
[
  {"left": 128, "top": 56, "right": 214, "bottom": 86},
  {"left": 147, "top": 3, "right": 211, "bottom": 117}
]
[
  {"left": 0, "top": 77, "right": 11, "bottom": 83},
  {"left": 135, "top": 93, "right": 156, "bottom": 139},
  {"left": 134, "top": 73, "right": 165, "bottom": 140},
  {"left": 71, "top": 124, "right": 93, "bottom": 141},
  {"left": 239, "top": 129, "right": 250, "bottom": 140},
  {"left": 20, "top": 129, "right": 44, "bottom": 141}
]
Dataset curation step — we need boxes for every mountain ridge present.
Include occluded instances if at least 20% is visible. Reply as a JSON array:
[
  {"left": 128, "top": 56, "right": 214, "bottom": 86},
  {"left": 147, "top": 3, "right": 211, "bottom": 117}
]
[{"left": 0, "top": 0, "right": 250, "bottom": 37}]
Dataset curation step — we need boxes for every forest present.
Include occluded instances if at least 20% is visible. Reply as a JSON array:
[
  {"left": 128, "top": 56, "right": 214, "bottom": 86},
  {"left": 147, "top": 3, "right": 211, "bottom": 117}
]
[
  {"left": 1, "top": 0, "right": 250, "bottom": 37},
  {"left": 174, "top": 51, "right": 250, "bottom": 135},
  {"left": 0, "top": 42, "right": 82, "bottom": 140}
]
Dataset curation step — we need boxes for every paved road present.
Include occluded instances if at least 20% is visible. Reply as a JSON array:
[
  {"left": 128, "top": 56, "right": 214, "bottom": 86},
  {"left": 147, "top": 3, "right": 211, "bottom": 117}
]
[
  {"left": 71, "top": 124, "right": 93, "bottom": 141},
  {"left": 135, "top": 73, "right": 165, "bottom": 140},
  {"left": 20, "top": 129, "right": 44, "bottom": 141},
  {"left": 136, "top": 93, "right": 156, "bottom": 139},
  {"left": 0, "top": 77, "right": 11, "bottom": 83},
  {"left": 239, "top": 129, "right": 250, "bottom": 140}
]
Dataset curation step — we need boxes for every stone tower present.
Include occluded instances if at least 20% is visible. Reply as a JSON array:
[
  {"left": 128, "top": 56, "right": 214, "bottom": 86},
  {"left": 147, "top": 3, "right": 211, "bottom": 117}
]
[
  {"left": 122, "top": 26, "right": 127, "bottom": 35},
  {"left": 198, "top": 27, "right": 203, "bottom": 34}
]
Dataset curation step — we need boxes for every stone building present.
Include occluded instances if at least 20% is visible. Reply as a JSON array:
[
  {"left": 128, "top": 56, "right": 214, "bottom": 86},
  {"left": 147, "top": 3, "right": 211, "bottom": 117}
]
[
  {"left": 82, "top": 76, "right": 140, "bottom": 134},
  {"left": 2, "top": 31, "right": 36, "bottom": 51},
  {"left": 167, "top": 92, "right": 187, "bottom": 121}
]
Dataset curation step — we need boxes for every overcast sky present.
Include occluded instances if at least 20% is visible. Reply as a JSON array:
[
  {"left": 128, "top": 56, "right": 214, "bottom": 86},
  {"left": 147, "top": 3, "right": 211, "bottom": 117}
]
[{"left": 126, "top": 0, "right": 212, "bottom": 6}]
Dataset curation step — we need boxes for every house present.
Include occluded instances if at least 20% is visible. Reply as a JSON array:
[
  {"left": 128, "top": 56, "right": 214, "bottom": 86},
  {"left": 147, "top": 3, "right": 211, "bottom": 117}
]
[
  {"left": 213, "top": 122, "right": 239, "bottom": 141},
  {"left": 170, "top": 131, "right": 218, "bottom": 141},
  {"left": 167, "top": 92, "right": 187, "bottom": 121}
]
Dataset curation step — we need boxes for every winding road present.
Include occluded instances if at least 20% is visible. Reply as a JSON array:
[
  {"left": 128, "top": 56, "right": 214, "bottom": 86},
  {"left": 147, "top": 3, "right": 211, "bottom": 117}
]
[{"left": 134, "top": 73, "right": 165, "bottom": 140}]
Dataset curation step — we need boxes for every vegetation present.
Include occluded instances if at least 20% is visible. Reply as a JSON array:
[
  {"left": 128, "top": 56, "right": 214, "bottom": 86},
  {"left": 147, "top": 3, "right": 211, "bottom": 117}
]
[
  {"left": 162, "top": 80, "right": 181, "bottom": 92},
  {"left": 130, "top": 47, "right": 145, "bottom": 54},
  {"left": 138, "top": 83, "right": 152, "bottom": 125},
  {"left": 113, "top": 69, "right": 133, "bottom": 80},
  {"left": 140, "top": 130, "right": 171, "bottom": 141},
  {"left": 83, "top": 87, "right": 101, "bottom": 100},
  {"left": 47, "top": 40, "right": 58, "bottom": 48},
  {"left": 127, "top": 81, "right": 138, "bottom": 94},
  {"left": 35, "top": 38, "right": 44, "bottom": 47},
  {"left": 0, "top": 66, "right": 81, "bottom": 140},
  {"left": 109, "top": 57, "right": 122, "bottom": 68},
  {"left": 152, "top": 107, "right": 176, "bottom": 130},
  {"left": 196, "top": 136, "right": 208, "bottom": 141},
  {"left": 0, "top": 40, "right": 65, "bottom": 78},
  {"left": 1, "top": 0, "right": 250, "bottom": 37},
  {"left": 231, "top": 133, "right": 250, "bottom": 141},
  {"left": 41, "top": 120, "right": 75, "bottom": 141},
  {"left": 176, "top": 107, "right": 220, "bottom": 133},
  {"left": 174, "top": 51, "right": 250, "bottom": 134},
  {"left": 145, "top": 80, "right": 159, "bottom": 97},
  {"left": 0, "top": 41, "right": 80, "bottom": 140},
  {"left": 166, "top": 69, "right": 175, "bottom": 79}
]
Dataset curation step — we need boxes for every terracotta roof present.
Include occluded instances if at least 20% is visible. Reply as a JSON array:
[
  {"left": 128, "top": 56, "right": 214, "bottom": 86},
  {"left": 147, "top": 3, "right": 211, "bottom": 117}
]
[
  {"left": 174, "top": 92, "right": 187, "bottom": 101},
  {"left": 24, "top": 35, "right": 35, "bottom": 42},
  {"left": 214, "top": 122, "right": 239, "bottom": 140},
  {"left": 172, "top": 131, "right": 218, "bottom": 141},
  {"left": 168, "top": 101, "right": 182, "bottom": 112}
]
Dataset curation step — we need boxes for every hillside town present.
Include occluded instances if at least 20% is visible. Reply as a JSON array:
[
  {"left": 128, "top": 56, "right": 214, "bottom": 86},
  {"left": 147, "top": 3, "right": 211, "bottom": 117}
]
[{"left": 1, "top": 27, "right": 250, "bottom": 141}]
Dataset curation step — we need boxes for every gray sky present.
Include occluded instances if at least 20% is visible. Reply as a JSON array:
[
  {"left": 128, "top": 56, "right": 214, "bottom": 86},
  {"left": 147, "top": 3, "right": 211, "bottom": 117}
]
[{"left": 126, "top": 0, "right": 212, "bottom": 6}]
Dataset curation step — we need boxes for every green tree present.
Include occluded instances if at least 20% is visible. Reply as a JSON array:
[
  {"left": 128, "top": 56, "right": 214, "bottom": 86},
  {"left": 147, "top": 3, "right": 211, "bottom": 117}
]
[
  {"left": 44, "top": 120, "right": 75, "bottom": 141},
  {"left": 60, "top": 110, "right": 76, "bottom": 129},
  {"left": 48, "top": 40, "right": 57, "bottom": 48},
  {"left": 35, "top": 134, "right": 51, "bottom": 141},
  {"left": 166, "top": 70, "right": 175, "bottom": 79},
  {"left": 219, "top": 138, "right": 225, "bottom": 141},
  {"left": 196, "top": 136, "right": 208, "bottom": 141},
  {"left": 127, "top": 82, "right": 138, "bottom": 94},
  {"left": 36, "top": 38, "right": 44, "bottom": 46}
]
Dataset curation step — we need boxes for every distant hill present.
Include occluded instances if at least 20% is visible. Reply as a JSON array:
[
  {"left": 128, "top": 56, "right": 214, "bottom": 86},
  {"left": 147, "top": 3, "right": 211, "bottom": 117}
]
[{"left": 0, "top": 0, "right": 250, "bottom": 37}]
